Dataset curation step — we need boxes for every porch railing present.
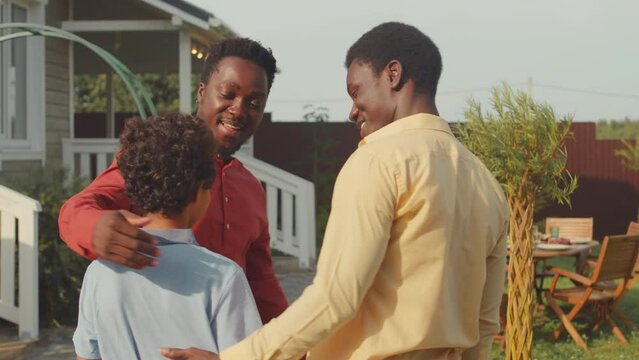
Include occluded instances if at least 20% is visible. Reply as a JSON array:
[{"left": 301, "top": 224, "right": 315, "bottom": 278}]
[
  {"left": 61, "top": 138, "right": 316, "bottom": 268},
  {"left": 0, "top": 184, "right": 41, "bottom": 341}
]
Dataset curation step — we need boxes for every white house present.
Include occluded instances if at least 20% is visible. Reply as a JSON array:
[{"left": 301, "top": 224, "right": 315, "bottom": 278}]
[{"left": 0, "top": 0, "right": 314, "bottom": 341}]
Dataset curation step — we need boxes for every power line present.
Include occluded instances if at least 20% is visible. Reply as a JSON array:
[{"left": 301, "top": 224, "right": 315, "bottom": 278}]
[
  {"left": 533, "top": 83, "right": 639, "bottom": 99},
  {"left": 267, "top": 82, "right": 639, "bottom": 104}
]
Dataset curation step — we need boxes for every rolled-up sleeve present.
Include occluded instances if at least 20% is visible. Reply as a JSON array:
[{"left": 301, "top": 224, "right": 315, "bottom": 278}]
[
  {"left": 221, "top": 149, "right": 397, "bottom": 360},
  {"left": 73, "top": 264, "right": 101, "bottom": 359},
  {"left": 58, "top": 160, "right": 132, "bottom": 259}
]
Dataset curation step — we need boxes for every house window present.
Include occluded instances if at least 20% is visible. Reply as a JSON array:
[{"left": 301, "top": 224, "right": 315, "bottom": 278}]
[
  {"left": 1, "top": 3, "right": 27, "bottom": 141},
  {"left": 0, "top": 0, "right": 45, "bottom": 166}
]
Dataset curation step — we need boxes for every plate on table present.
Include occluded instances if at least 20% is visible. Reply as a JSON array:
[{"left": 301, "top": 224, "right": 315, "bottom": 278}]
[
  {"left": 570, "top": 237, "right": 592, "bottom": 244},
  {"left": 536, "top": 243, "right": 571, "bottom": 250}
]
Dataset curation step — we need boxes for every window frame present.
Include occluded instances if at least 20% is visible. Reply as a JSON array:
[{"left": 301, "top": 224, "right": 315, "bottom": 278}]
[{"left": 0, "top": 0, "right": 46, "bottom": 168}]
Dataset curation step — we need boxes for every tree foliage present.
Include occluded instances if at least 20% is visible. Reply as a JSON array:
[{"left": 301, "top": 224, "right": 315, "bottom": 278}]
[
  {"left": 596, "top": 117, "right": 639, "bottom": 140},
  {"left": 75, "top": 73, "right": 200, "bottom": 115},
  {"left": 454, "top": 83, "right": 577, "bottom": 208},
  {"left": 616, "top": 139, "right": 639, "bottom": 170}
]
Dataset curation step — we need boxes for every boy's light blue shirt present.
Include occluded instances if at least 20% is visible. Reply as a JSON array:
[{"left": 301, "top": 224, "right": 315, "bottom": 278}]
[{"left": 73, "top": 228, "right": 262, "bottom": 360}]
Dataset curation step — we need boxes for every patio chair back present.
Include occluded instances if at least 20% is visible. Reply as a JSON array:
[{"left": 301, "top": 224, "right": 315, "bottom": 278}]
[
  {"left": 545, "top": 217, "right": 593, "bottom": 239},
  {"left": 626, "top": 221, "right": 639, "bottom": 274},
  {"left": 592, "top": 234, "right": 639, "bottom": 283},
  {"left": 627, "top": 221, "right": 639, "bottom": 236}
]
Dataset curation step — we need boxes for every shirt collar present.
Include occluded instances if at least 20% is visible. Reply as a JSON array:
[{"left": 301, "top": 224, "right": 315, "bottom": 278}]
[
  {"left": 142, "top": 228, "right": 198, "bottom": 246},
  {"left": 358, "top": 113, "right": 453, "bottom": 147}
]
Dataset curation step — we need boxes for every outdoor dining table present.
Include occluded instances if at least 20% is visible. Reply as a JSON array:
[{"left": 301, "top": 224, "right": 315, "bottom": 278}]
[{"left": 532, "top": 240, "right": 600, "bottom": 304}]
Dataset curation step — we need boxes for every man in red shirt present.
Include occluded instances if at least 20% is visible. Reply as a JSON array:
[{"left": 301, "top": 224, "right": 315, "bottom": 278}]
[{"left": 58, "top": 38, "right": 288, "bottom": 324}]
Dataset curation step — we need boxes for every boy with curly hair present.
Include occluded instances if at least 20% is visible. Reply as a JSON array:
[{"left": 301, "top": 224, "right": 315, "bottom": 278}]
[{"left": 73, "top": 113, "right": 261, "bottom": 360}]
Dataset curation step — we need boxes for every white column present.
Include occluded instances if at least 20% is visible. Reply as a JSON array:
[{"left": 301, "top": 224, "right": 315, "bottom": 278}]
[
  {"left": 27, "top": 0, "right": 46, "bottom": 160},
  {"left": 178, "top": 31, "right": 191, "bottom": 114},
  {"left": 106, "top": 71, "right": 115, "bottom": 137}
]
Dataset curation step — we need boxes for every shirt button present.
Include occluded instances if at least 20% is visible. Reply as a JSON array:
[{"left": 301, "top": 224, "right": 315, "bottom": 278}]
[
  {"left": 224, "top": 196, "right": 229, "bottom": 203},
  {"left": 226, "top": 223, "right": 230, "bottom": 230}
]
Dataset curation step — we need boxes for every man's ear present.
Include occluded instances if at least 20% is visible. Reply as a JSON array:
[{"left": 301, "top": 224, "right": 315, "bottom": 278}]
[
  {"left": 196, "top": 82, "right": 206, "bottom": 104},
  {"left": 386, "top": 60, "right": 404, "bottom": 91}
]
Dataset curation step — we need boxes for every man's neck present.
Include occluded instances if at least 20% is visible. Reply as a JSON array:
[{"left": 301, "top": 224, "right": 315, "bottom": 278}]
[{"left": 393, "top": 89, "right": 439, "bottom": 121}]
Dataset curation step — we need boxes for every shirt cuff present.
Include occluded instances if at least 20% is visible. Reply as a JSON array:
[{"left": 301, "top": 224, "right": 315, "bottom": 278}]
[
  {"left": 220, "top": 341, "right": 256, "bottom": 360},
  {"left": 61, "top": 208, "right": 104, "bottom": 260}
]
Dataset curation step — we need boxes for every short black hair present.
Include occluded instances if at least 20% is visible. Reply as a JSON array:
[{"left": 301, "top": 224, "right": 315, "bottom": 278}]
[
  {"left": 118, "top": 113, "right": 217, "bottom": 216},
  {"left": 345, "top": 22, "right": 442, "bottom": 98},
  {"left": 200, "top": 37, "right": 277, "bottom": 92}
]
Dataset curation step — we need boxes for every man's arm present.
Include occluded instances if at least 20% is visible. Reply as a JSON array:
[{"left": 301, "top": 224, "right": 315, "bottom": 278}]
[
  {"left": 220, "top": 149, "right": 396, "bottom": 359},
  {"left": 462, "top": 224, "right": 508, "bottom": 360},
  {"left": 58, "top": 160, "right": 159, "bottom": 268},
  {"left": 245, "top": 227, "right": 288, "bottom": 324}
]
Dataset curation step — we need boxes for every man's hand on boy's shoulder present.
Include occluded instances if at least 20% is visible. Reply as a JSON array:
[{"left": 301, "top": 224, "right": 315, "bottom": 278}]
[
  {"left": 160, "top": 347, "right": 220, "bottom": 360},
  {"left": 93, "top": 209, "right": 160, "bottom": 269}
]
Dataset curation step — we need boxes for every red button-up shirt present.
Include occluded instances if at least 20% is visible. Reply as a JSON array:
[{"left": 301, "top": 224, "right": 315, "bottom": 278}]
[{"left": 58, "top": 157, "right": 288, "bottom": 324}]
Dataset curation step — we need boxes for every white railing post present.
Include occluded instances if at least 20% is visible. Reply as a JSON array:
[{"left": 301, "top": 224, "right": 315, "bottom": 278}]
[
  {"left": 265, "top": 183, "right": 278, "bottom": 247},
  {"left": 0, "top": 184, "right": 42, "bottom": 341},
  {"left": 18, "top": 208, "right": 39, "bottom": 340},
  {"left": 236, "top": 153, "right": 316, "bottom": 269},
  {"left": 62, "top": 138, "right": 120, "bottom": 179},
  {"left": 296, "top": 182, "right": 316, "bottom": 269}
]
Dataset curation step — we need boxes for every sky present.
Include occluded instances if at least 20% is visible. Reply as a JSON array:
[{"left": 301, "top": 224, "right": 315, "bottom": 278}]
[{"left": 188, "top": 0, "right": 638, "bottom": 123}]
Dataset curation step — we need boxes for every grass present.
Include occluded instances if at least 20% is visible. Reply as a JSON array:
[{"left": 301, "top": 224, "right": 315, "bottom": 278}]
[{"left": 492, "top": 256, "right": 639, "bottom": 359}]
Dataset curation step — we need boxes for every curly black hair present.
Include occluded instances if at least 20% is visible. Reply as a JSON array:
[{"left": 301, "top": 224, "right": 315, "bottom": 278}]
[
  {"left": 345, "top": 22, "right": 442, "bottom": 99},
  {"left": 200, "top": 37, "right": 277, "bottom": 92},
  {"left": 117, "top": 113, "right": 217, "bottom": 216}
]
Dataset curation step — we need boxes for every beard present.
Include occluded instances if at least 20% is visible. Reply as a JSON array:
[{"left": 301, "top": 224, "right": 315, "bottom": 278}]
[{"left": 217, "top": 142, "right": 242, "bottom": 160}]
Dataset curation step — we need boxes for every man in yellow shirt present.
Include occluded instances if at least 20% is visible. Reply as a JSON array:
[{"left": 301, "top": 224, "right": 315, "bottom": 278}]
[{"left": 162, "top": 21, "right": 509, "bottom": 360}]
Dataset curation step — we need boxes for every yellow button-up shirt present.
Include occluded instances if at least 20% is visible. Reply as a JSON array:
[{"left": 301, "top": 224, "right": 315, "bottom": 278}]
[{"left": 222, "top": 113, "right": 509, "bottom": 360}]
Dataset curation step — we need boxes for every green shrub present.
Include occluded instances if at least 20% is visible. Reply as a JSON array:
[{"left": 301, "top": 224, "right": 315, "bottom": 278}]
[{"left": 0, "top": 165, "right": 89, "bottom": 326}]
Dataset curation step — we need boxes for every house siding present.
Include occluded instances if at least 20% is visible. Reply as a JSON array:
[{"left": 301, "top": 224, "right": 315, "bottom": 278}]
[
  {"left": 45, "top": 0, "right": 71, "bottom": 165},
  {"left": 43, "top": 0, "right": 70, "bottom": 166},
  {"left": 0, "top": 160, "right": 42, "bottom": 178}
]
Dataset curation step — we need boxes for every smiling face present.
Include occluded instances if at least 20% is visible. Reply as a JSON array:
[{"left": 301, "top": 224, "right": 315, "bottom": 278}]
[
  {"left": 346, "top": 61, "right": 397, "bottom": 138},
  {"left": 196, "top": 56, "right": 269, "bottom": 158}
]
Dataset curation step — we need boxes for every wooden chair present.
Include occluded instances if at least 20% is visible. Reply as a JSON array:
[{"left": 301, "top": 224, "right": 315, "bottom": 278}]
[
  {"left": 534, "top": 218, "right": 595, "bottom": 301},
  {"left": 545, "top": 217, "right": 594, "bottom": 239},
  {"left": 545, "top": 234, "right": 639, "bottom": 351},
  {"left": 593, "top": 221, "right": 639, "bottom": 329},
  {"left": 546, "top": 217, "right": 594, "bottom": 274}
]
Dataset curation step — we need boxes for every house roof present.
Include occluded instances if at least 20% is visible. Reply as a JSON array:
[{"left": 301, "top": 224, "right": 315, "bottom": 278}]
[
  {"left": 139, "top": 0, "right": 238, "bottom": 39},
  {"left": 160, "top": 0, "right": 213, "bottom": 23}
]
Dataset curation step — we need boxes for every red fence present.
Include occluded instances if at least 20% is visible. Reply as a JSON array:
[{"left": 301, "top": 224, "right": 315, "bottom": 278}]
[
  {"left": 254, "top": 119, "right": 638, "bottom": 239},
  {"left": 538, "top": 123, "right": 639, "bottom": 238}
]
